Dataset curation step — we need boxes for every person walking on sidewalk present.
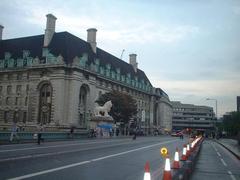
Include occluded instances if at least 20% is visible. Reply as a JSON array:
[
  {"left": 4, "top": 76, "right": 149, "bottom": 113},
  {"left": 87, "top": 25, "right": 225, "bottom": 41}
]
[
  {"left": 37, "top": 125, "right": 44, "bottom": 145},
  {"left": 9, "top": 123, "right": 19, "bottom": 142},
  {"left": 132, "top": 127, "right": 137, "bottom": 140}
]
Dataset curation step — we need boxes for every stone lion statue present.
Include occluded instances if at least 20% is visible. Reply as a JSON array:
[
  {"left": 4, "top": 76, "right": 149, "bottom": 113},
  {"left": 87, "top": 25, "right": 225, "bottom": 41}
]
[{"left": 94, "top": 100, "right": 112, "bottom": 116}]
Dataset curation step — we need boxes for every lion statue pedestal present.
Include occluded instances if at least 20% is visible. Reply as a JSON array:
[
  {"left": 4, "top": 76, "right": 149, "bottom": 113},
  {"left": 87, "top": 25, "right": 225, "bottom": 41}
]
[{"left": 90, "top": 101, "right": 114, "bottom": 137}]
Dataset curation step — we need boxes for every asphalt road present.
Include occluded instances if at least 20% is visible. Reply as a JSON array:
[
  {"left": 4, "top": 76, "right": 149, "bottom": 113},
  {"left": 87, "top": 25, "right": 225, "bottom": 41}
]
[
  {"left": 0, "top": 136, "right": 187, "bottom": 180},
  {"left": 191, "top": 139, "right": 240, "bottom": 180}
]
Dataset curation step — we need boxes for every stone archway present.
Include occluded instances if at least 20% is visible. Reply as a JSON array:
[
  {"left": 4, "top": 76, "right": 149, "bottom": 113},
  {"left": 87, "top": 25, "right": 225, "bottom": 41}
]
[
  {"left": 78, "top": 84, "right": 90, "bottom": 127},
  {"left": 38, "top": 82, "right": 52, "bottom": 125}
]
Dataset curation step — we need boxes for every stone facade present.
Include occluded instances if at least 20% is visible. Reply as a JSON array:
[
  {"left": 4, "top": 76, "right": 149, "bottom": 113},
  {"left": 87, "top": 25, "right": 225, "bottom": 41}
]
[{"left": 0, "top": 14, "right": 173, "bottom": 133}]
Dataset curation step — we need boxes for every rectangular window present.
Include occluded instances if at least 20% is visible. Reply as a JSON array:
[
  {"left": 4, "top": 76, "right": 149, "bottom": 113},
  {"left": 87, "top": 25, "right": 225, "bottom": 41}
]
[
  {"left": 25, "top": 97, "right": 28, "bottom": 106},
  {"left": 15, "top": 97, "right": 18, "bottom": 105},
  {"left": 7, "top": 85, "right": 12, "bottom": 95},
  {"left": 16, "top": 85, "right": 22, "bottom": 94},
  {"left": 26, "top": 84, "right": 29, "bottom": 94},
  {"left": 23, "top": 112, "right": 27, "bottom": 123},
  {"left": 6, "top": 97, "right": 10, "bottom": 105},
  {"left": 4, "top": 111, "right": 9, "bottom": 123},
  {"left": 17, "top": 74, "right": 22, "bottom": 80}
]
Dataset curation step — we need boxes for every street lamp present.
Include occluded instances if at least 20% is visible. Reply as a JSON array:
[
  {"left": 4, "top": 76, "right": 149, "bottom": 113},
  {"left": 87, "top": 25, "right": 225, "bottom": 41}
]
[
  {"left": 206, "top": 98, "right": 218, "bottom": 137},
  {"left": 206, "top": 98, "right": 217, "bottom": 119}
]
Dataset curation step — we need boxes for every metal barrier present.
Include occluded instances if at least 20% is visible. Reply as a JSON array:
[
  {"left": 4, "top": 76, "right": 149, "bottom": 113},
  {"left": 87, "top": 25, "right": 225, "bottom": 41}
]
[{"left": 0, "top": 131, "right": 88, "bottom": 144}]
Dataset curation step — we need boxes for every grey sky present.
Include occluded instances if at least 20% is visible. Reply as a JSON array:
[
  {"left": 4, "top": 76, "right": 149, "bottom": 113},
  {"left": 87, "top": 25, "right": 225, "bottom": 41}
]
[{"left": 0, "top": 0, "right": 240, "bottom": 116}]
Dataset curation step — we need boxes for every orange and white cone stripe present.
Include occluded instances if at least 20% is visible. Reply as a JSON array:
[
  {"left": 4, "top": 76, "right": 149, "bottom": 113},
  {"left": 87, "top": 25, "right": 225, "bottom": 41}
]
[
  {"left": 186, "top": 144, "right": 191, "bottom": 157},
  {"left": 163, "top": 155, "right": 172, "bottom": 180},
  {"left": 144, "top": 161, "right": 151, "bottom": 180},
  {"left": 181, "top": 145, "right": 187, "bottom": 161},
  {"left": 172, "top": 148, "right": 180, "bottom": 169}
]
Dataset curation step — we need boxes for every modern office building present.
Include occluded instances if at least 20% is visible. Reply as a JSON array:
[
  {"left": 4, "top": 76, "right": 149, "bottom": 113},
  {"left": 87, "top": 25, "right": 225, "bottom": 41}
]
[
  {"left": 0, "top": 14, "right": 172, "bottom": 133},
  {"left": 171, "top": 101, "right": 214, "bottom": 131}
]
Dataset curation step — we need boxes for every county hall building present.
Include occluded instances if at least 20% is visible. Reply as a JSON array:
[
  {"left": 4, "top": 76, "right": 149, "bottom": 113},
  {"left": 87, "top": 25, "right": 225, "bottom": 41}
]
[{"left": 0, "top": 14, "right": 172, "bottom": 133}]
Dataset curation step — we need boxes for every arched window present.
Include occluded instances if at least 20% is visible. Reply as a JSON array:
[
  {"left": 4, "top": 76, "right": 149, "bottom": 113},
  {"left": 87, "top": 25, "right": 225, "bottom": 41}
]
[
  {"left": 78, "top": 85, "right": 89, "bottom": 127},
  {"left": 38, "top": 83, "right": 52, "bottom": 124}
]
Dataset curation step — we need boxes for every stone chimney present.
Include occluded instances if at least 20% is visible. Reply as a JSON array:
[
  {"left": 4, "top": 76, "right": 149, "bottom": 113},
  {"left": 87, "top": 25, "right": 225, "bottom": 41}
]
[
  {"left": 0, "top": 25, "right": 4, "bottom": 40},
  {"left": 87, "top": 28, "right": 97, "bottom": 53},
  {"left": 44, "top": 14, "right": 57, "bottom": 47},
  {"left": 129, "top": 54, "right": 138, "bottom": 72}
]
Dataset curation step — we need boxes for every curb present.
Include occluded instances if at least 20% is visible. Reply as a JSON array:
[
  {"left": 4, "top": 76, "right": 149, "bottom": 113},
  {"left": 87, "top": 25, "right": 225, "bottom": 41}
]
[{"left": 214, "top": 140, "right": 240, "bottom": 160}]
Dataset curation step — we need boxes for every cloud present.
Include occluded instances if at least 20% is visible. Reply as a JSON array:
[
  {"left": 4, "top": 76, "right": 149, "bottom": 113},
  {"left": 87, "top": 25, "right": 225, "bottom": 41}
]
[
  {"left": 3, "top": 1, "right": 199, "bottom": 45},
  {"left": 151, "top": 78, "right": 240, "bottom": 97},
  {"left": 233, "top": 6, "right": 240, "bottom": 15},
  {"left": 150, "top": 78, "right": 240, "bottom": 116},
  {"left": 99, "top": 23, "right": 199, "bottom": 44}
]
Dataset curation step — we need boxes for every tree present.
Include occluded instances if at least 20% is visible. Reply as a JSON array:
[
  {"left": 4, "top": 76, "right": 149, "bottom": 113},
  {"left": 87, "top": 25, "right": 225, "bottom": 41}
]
[
  {"left": 96, "top": 90, "right": 137, "bottom": 125},
  {"left": 222, "top": 111, "right": 240, "bottom": 137}
]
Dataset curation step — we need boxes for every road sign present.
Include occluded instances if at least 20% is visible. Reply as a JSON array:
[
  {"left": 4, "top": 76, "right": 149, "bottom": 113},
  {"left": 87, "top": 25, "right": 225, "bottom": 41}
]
[{"left": 160, "top": 147, "right": 168, "bottom": 158}]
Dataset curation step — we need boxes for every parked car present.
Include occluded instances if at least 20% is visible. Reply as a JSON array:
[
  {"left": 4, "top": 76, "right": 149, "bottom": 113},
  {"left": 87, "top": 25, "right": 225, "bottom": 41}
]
[{"left": 171, "top": 131, "right": 183, "bottom": 137}]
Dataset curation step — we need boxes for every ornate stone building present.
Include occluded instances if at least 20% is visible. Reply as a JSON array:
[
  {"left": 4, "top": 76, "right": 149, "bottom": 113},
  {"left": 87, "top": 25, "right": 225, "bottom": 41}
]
[{"left": 0, "top": 14, "right": 172, "bottom": 133}]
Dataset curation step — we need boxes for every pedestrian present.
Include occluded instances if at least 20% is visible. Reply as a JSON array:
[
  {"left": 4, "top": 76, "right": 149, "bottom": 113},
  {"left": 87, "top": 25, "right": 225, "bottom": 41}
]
[
  {"left": 69, "top": 126, "right": 74, "bottom": 139},
  {"left": 10, "top": 123, "right": 19, "bottom": 142},
  {"left": 132, "top": 128, "right": 137, "bottom": 140},
  {"left": 37, "top": 125, "right": 44, "bottom": 145}
]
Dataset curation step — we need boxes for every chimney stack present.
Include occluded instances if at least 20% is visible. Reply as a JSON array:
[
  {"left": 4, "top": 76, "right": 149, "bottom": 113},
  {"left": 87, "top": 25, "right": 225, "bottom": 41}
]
[
  {"left": 0, "top": 25, "right": 4, "bottom": 40},
  {"left": 44, "top": 14, "right": 57, "bottom": 47},
  {"left": 129, "top": 54, "right": 138, "bottom": 72},
  {"left": 87, "top": 28, "right": 97, "bottom": 53}
]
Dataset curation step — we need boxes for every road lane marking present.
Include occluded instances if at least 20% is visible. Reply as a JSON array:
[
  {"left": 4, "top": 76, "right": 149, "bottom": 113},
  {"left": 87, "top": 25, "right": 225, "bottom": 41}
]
[
  {"left": 228, "top": 171, "right": 237, "bottom": 180},
  {"left": 7, "top": 161, "right": 91, "bottom": 180},
  {"left": 0, "top": 141, "right": 136, "bottom": 162},
  {"left": 220, "top": 158, "right": 227, "bottom": 166},
  {"left": 0, "top": 139, "right": 129, "bottom": 153},
  {"left": 7, "top": 139, "right": 178, "bottom": 180},
  {"left": 217, "top": 152, "right": 221, "bottom": 157}
]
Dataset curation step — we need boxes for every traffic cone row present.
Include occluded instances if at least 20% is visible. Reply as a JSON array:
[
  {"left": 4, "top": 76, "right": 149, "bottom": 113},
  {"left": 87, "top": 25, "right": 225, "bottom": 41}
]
[{"left": 143, "top": 136, "right": 203, "bottom": 180}]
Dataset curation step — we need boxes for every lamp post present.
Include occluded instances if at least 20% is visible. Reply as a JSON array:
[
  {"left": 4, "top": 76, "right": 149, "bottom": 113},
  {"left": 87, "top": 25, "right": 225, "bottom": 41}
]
[
  {"left": 206, "top": 98, "right": 217, "bottom": 119},
  {"left": 206, "top": 98, "right": 218, "bottom": 136}
]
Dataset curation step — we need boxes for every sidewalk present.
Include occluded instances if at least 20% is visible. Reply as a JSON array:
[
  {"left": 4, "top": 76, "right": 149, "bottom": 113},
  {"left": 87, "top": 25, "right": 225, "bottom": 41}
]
[
  {"left": 190, "top": 139, "right": 240, "bottom": 180},
  {"left": 216, "top": 138, "right": 240, "bottom": 159}
]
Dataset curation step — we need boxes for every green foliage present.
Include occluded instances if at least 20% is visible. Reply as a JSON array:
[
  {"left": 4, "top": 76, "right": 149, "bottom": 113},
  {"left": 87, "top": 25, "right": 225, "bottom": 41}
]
[
  {"left": 222, "top": 111, "right": 240, "bottom": 136},
  {"left": 96, "top": 90, "right": 137, "bottom": 125}
]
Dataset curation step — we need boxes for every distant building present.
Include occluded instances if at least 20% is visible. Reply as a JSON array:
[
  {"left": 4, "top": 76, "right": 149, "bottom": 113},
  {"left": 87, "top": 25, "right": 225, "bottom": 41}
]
[
  {"left": 237, "top": 96, "right": 240, "bottom": 112},
  {"left": 171, "top": 101, "right": 214, "bottom": 131},
  {"left": 0, "top": 14, "right": 172, "bottom": 133}
]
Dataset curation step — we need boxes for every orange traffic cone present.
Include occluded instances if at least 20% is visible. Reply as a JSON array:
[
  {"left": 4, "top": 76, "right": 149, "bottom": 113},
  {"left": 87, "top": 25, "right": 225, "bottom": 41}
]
[
  {"left": 186, "top": 144, "right": 191, "bottom": 157},
  {"left": 172, "top": 148, "right": 180, "bottom": 169},
  {"left": 144, "top": 161, "right": 151, "bottom": 180},
  {"left": 181, "top": 145, "right": 187, "bottom": 161},
  {"left": 163, "top": 155, "right": 172, "bottom": 180}
]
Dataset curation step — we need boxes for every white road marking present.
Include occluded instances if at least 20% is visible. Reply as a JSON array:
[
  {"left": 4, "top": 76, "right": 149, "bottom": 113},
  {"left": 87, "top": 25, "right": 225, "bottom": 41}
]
[
  {"left": 217, "top": 152, "right": 221, "bottom": 157},
  {"left": 211, "top": 143, "right": 218, "bottom": 151},
  {"left": 220, "top": 158, "right": 227, "bottom": 166},
  {"left": 7, "top": 139, "right": 177, "bottom": 180},
  {"left": 0, "top": 139, "right": 128, "bottom": 153},
  {"left": 8, "top": 161, "right": 91, "bottom": 180},
  {"left": 0, "top": 141, "right": 134, "bottom": 162},
  {"left": 228, "top": 170, "right": 237, "bottom": 180}
]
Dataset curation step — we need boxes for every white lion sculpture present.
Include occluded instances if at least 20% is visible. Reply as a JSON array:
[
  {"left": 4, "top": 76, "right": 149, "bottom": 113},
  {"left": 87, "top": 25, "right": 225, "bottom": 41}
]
[{"left": 94, "top": 100, "right": 112, "bottom": 117}]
